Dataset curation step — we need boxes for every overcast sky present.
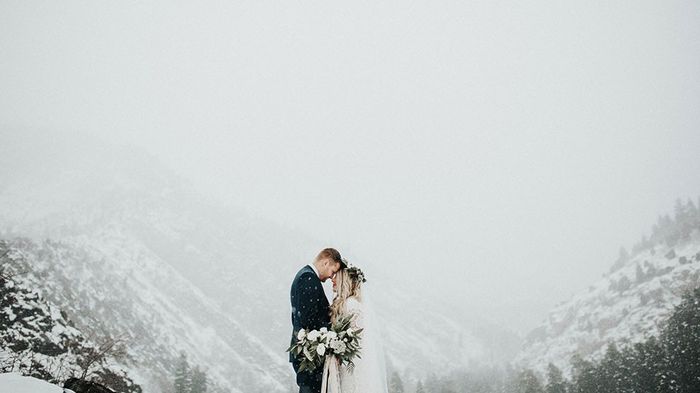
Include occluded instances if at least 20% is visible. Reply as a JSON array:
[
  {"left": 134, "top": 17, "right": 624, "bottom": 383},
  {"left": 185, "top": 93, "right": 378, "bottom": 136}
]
[{"left": 2, "top": 1, "right": 699, "bottom": 330}]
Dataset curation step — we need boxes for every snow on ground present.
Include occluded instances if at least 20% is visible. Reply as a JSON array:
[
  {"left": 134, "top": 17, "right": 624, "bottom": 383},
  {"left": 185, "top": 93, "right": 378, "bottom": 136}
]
[{"left": 0, "top": 373, "right": 75, "bottom": 393}]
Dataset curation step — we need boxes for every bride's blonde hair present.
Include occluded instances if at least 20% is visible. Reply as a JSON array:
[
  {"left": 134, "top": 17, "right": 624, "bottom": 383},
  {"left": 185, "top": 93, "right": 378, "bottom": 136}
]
[{"left": 330, "top": 267, "right": 364, "bottom": 323}]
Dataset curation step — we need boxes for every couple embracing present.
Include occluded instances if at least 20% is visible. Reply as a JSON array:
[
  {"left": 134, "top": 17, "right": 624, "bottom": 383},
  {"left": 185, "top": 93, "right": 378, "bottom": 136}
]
[{"left": 289, "top": 248, "right": 388, "bottom": 393}]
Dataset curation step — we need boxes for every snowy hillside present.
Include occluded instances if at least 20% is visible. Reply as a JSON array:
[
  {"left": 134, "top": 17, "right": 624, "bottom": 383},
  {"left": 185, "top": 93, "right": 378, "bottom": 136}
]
[
  {"left": 0, "top": 134, "right": 519, "bottom": 391},
  {"left": 0, "top": 250, "right": 139, "bottom": 392},
  {"left": 516, "top": 201, "right": 700, "bottom": 374},
  {"left": 1, "top": 236, "right": 288, "bottom": 393}
]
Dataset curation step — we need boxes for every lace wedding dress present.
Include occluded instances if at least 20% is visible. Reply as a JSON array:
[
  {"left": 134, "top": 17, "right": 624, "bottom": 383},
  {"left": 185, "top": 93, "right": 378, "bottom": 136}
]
[{"left": 321, "top": 296, "right": 388, "bottom": 393}]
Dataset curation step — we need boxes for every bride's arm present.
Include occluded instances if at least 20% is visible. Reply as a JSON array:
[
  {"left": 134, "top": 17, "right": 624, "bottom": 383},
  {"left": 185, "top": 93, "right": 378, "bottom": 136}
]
[{"left": 347, "top": 298, "right": 364, "bottom": 330}]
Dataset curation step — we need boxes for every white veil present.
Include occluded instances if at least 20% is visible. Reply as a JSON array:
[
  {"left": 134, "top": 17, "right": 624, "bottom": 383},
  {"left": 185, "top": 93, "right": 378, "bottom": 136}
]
[{"left": 358, "top": 284, "right": 389, "bottom": 393}]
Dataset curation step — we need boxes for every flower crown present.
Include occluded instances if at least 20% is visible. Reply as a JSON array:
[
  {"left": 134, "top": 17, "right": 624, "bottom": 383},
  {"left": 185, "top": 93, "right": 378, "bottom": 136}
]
[{"left": 343, "top": 259, "right": 367, "bottom": 283}]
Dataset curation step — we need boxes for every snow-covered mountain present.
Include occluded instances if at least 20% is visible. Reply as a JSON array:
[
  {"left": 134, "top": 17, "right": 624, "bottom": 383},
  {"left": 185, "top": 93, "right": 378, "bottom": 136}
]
[
  {"left": 516, "top": 203, "right": 700, "bottom": 374},
  {"left": 0, "top": 132, "right": 519, "bottom": 391},
  {"left": 0, "top": 245, "right": 140, "bottom": 392},
  {"left": 0, "top": 136, "right": 306, "bottom": 392},
  {"left": 1, "top": 234, "right": 290, "bottom": 393}
]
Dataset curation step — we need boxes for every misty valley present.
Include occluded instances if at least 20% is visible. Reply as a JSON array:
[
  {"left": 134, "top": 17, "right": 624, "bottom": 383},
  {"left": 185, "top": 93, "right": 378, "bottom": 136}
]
[
  {"left": 1, "top": 142, "right": 699, "bottom": 393},
  {"left": 3, "top": 0, "right": 700, "bottom": 391}
]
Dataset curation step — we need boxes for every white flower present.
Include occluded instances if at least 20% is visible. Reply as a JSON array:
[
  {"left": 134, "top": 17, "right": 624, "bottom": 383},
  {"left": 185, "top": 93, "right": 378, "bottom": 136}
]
[
  {"left": 328, "top": 338, "right": 347, "bottom": 355},
  {"left": 297, "top": 329, "right": 306, "bottom": 340},
  {"left": 320, "top": 327, "right": 328, "bottom": 334},
  {"left": 316, "top": 343, "right": 326, "bottom": 356},
  {"left": 307, "top": 330, "right": 321, "bottom": 341},
  {"left": 326, "top": 331, "right": 337, "bottom": 341},
  {"left": 329, "top": 338, "right": 341, "bottom": 350}
]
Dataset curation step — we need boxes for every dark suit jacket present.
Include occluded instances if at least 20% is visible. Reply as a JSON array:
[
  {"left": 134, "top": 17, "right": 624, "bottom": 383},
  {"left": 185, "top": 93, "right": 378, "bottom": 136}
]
[{"left": 289, "top": 265, "right": 331, "bottom": 386}]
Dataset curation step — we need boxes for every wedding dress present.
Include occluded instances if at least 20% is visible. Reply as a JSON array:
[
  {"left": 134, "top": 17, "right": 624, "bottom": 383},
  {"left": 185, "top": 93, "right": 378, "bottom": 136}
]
[{"left": 321, "top": 295, "right": 388, "bottom": 393}]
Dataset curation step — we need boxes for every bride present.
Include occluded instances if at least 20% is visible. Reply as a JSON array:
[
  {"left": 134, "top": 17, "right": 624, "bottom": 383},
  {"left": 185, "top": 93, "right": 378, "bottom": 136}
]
[{"left": 321, "top": 264, "right": 388, "bottom": 393}]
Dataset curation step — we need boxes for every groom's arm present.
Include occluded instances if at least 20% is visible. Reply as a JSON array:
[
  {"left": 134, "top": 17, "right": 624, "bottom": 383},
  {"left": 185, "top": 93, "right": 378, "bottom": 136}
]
[{"left": 298, "top": 272, "right": 326, "bottom": 329}]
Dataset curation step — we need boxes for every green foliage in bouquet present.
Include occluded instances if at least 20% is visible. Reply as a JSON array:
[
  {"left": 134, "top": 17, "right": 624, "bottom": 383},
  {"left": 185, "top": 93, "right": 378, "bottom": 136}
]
[
  {"left": 287, "top": 313, "right": 364, "bottom": 373},
  {"left": 331, "top": 313, "right": 364, "bottom": 372}
]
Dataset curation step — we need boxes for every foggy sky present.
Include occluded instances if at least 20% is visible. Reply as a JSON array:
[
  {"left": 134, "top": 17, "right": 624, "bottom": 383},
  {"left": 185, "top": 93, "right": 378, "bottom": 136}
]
[{"left": 2, "top": 1, "right": 699, "bottom": 331}]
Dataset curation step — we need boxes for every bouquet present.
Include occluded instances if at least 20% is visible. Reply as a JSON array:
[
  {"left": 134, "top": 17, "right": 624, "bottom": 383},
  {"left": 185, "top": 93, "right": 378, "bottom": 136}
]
[{"left": 287, "top": 313, "right": 363, "bottom": 373}]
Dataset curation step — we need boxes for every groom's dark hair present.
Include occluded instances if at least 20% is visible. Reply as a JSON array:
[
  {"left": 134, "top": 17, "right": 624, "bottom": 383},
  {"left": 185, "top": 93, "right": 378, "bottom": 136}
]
[{"left": 316, "top": 248, "right": 345, "bottom": 268}]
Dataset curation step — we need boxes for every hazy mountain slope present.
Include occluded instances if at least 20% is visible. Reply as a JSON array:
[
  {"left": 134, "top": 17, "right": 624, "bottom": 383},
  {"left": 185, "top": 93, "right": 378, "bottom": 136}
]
[
  {"left": 1, "top": 235, "right": 288, "bottom": 393},
  {"left": 0, "top": 132, "right": 520, "bottom": 391},
  {"left": 0, "top": 244, "right": 139, "bottom": 393},
  {"left": 516, "top": 204, "right": 700, "bottom": 374},
  {"left": 375, "top": 284, "right": 521, "bottom": 375}
]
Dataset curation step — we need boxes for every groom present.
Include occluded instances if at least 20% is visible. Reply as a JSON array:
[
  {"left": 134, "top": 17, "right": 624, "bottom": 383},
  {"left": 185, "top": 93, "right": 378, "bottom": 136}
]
[{"left": 289, "top": 248, "right": 346, "bottom": 393}]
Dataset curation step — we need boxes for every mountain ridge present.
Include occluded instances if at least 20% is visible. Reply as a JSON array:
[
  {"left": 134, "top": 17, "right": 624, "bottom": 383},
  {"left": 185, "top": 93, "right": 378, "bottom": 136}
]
[
  {"left": 516, "top": 198, "right": 700, "bottom": 375},
  {"left": 0, "top": 133, "right": 520, "bottom": 391}
]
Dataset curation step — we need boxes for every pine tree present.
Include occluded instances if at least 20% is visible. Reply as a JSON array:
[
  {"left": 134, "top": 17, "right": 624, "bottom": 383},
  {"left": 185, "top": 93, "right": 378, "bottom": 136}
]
[
  {"left": 174, "top": 353, "right": 191, "bottom": 393},
  {"left": 611, "top": 247, "right": 630, "bottom": 272},
  {"left": 563, "top": 286, "right": 700, "bottom": 393},
  {"left": 627, "top": 339, "right": 663, "bottom": 393},
  {"left": 516, "top": 369, "right": 544, "bottom": 393},
  {"left": 598, "top": 343, "right": 631, "bottom": 392},
  {"left": 425, "top": 373, "right": 439, "bottom": 393},
  {"left": 544, "top": 363, "right": 566, "bottom": 393},
  {"left": 570, "top": 354, "right": 599, "bottom": 393},
  {"left": 661, "top": 287, "right": 700, "bottom": 393},
  {"left": 190, "top": 366, "right": 207, "bottom": 393},
  {"left": 672, "top": 198, "right": 698, "bottom": 241},
  {"left": 389, "top": 371, "right": 404, "bottom": 393},
  {"left": 651, "top": 214, "right": 675, "bottom": 246}
]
